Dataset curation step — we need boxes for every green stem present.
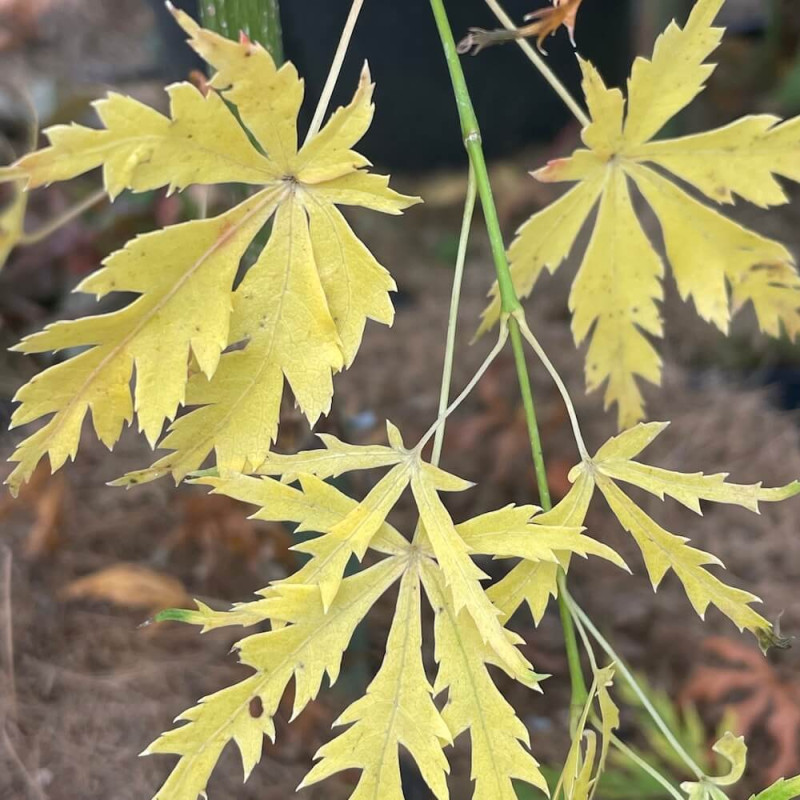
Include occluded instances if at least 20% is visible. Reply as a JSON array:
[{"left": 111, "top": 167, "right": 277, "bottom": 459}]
[
  {"left": 565, "top": 588, "right": 705, "bottom": 780},
  {"left": 200, "top": 0, "right": 283, "bottom": 62},
  {"left": 610, "top": 734, "right": 686, "bottom": 800},
  {"left": 428, "top": 0, "right": 589, "bottom": 722},
  {"left": 431, "top": 166, "right": 477, "bottom": 468}
]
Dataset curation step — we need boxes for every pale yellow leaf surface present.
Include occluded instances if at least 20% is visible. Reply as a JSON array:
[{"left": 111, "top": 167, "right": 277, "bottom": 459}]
[
  {"left": 301, "top": 568, "right": 451, "bottom": 800},
  {"left": 0, "top": 85, "right": 278, "bottom": 199},
  {"left": 5, "top": 10, "right": 418, "bottom": 494},
  {"left": 7, "top": 191, "right": 279, "bottom": 494},
  {"left": 288, "top": 462, "right": 413, "bottom": 610},
  {"left": 456, "top": 503, "right": 627, "bottom": 569},
  {"left": 256, "top": 428, "right": 404, "bottom": 482},
  {"left": 145, "top": 557, "right": 404, "bottom": 800},
  {"left": 567, "top": 422, "right": 800, "bottom": 641},
  {"left": 488, "top": 471, "right": 595, "bottom": 624},
  {"left": 199, "top": 471, "right": 410, "bottom": 556},
  {"left": 482, "top": 0, "right": 800, "bottom": 427},
  {"left": 411, "top": 466, "right": 531, "bottom": 681},
  {"left": 570, "top": 165, "right": 664, "bottom": 428},
  {"left": 421, "top": 561, "right": 548, "bottom": 800}
]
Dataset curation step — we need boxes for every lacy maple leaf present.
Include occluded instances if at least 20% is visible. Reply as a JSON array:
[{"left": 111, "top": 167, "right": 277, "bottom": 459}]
[
  {"left": 550, "top": 422, "right": 799, "bottom": 645},
  {"left": 1, "top": 8, "right": 418, "bottom": 495},
  {"left": 144, "top": 423, "right": 628, "bottom": 799},
  {"left": 480, "top": 0, "right": 800, "bottom": 427}
]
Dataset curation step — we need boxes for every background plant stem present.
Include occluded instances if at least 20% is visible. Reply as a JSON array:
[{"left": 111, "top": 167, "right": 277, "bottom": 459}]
[
  {"left": 427, "top": 0, "right": 589, "bottom": 721},
  {"left": 199, "top": 0, "right": 283, "bottom": 62}
]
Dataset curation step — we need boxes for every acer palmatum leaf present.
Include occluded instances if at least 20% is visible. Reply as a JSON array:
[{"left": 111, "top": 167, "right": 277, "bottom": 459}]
[
  {"left": 2, "top": 9, "right": 418, "bottom": 495},
  {"left": 561, "top": 422, "right": 800, "bottom": 645},
  {"left": 480, "top": 0, "right": 800, "bottom": 428}
]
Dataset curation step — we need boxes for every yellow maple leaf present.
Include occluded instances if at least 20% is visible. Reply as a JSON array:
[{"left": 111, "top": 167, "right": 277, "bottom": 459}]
[
  {"left": 2, "top": 8, "right": 418, "bottom": 495},
  {"left": 421, "top": 559, "right": 549, "bottom": 799},
  {"left": 565, "top": 422, "right": 800, "bottom": 643},
  {"left": 144, "top": 557, "right": 405, "bottom": 800},
  {"left": 479, "top": 0, "right": 800, "bottom": 428},
  {"left": 301, "top": 567, "right": 452, "bottom": 800}
]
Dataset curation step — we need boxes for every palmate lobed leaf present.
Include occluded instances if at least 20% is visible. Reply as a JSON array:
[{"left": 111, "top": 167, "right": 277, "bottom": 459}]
[
  {"left": 145, "top": 557, "right": 406, "bottom": 800},
  {"left": 479, "top": 0, "right": 800, "bottom": 428},
  {"left": 2, "top": 8, "right": 418, "bottom": 495},
  {"left": 301, "top": 566, "right": 452, "bottom": 800},
  {"left": 565, "top": 422, "right": 800, "bottom": 644},
  {"left": 149, "top": 424, "right": 634, "bottom": 800}
]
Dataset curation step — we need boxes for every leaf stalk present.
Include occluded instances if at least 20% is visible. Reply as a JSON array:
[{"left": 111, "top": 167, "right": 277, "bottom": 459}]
[{"left": 427, "top": 0, "right": 590, "bottom": 724}]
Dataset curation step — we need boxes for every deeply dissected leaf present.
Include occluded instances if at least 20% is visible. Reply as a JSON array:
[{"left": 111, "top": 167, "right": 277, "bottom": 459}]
[
  {"left": 480, "top": 0, "right": 800, "bottom": 427},
  {"left": 145, "top": 557, "right": 405, "bottom": 800},
  {"left": 487, "top": 470, "right": 595, "bottom": 624},
  {"left": 301, "top": 567, "right": 451, "bottom": 800},
  {"left": 563, "top": 422, "right": 799, "bottom": 644},
  {"left": 421, "top": 560, "right": 548, "bottom": 800},
  {"left": 2, "top": 9, "right": 417, "bottom": 495}
]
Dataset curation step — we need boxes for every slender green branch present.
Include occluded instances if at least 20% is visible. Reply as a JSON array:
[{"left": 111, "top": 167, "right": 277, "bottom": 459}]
[
  {"left": 428, "top": 0, "right": 590, "bottom": 722},
  {"left": 610, "top": 734, "right": 686, "bottom": 800},
  {"left": 564, "top": 588, "right": 705, "bottom": 780},
  {"left": 508, "top": 318, "right": 551, "bottom": 508},
  {"left": 20, "top": 188, "right": 107, "bottom": 247},
  {"left": 482, "top": 0, "right": 591, "bottom": 127},
  {"left": 305, "top": 0, "right": 366, "bottom": 143},
  {"left": 431, "top": 166, "right": 478, "bottom": 468}
]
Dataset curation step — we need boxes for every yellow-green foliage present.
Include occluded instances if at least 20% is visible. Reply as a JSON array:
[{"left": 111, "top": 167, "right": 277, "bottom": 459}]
[
  {"left": 1, "top": 7, "right": 417, "bottom": 496},
  {"left": 480, "top": 0, "right": 800, "bottom": 428},
  {"left": 144, "top": 419, "right": 793, "bottom": 799},
  {"left": 4, "top": 3, "right": 800, "bottom": 800}
]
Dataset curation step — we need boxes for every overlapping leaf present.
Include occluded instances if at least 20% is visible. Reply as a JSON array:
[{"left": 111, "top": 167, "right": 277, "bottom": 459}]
[
  {"left": 555, "top": 664, "right": 619, "bottom": 800},
  {"left": 145, "top": 557, "right": 405, "bottom": 800},
  {"left": 301, "top": 567, "right": 452, "bottom": 800},
  {"left": 2, "top": 8, "right": 417, "bottom": 495},
  {"left": 480, "top": 0, "right": 800, "bottom": 427},
  {"left": 212, "top": 425, "right": 625, "bottom": 680},
  {"left": 421, "top": 559, "right": 548, "bottom": 800},
  {"left": 564, "top": 422, "right": 799, "bottom": 643}
]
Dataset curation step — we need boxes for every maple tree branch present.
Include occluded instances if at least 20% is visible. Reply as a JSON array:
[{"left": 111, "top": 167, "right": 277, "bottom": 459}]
[
  {"left": 305, "top": 0, "right": 366, "bottom": 143},
  {"left": 428, "top": 0, "right": 591, "bottom": 721},
  {"left": 431, "top": 165, "right": 477, "bottom": 467},
  {"left": 482, "top": 0, "right": 591, "bottom": 127}
]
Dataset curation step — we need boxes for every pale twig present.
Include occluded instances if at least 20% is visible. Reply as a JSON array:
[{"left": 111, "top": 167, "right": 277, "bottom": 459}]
[
  {"left": 417, "top": 323, "right": 509, "bottom": 453},
  {"left": 515, "top": 311, "right": 590, "bottom": 461},
  {"left": 431, "top": 165, "right": 477, "bottom": 467},
  {"left": 482, "top": 0, "right": 590, "bottom": 127},
  {"left": 304, "top": 0, "right": 366, "bottom": 143}
]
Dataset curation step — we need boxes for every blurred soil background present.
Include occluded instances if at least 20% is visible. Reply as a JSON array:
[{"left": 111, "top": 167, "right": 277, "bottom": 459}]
[{"left": 2, "top": 1, "right": 800, "bottom": 799}]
